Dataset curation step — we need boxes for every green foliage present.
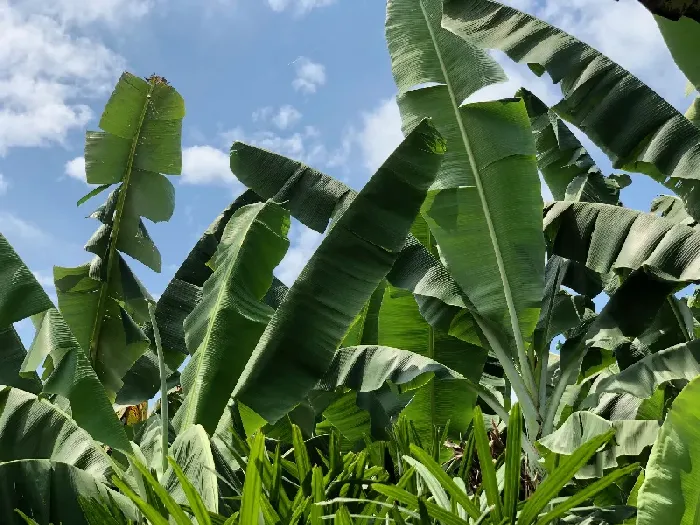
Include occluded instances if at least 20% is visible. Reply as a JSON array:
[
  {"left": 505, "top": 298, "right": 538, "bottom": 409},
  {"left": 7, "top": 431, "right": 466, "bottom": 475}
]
[{"left": 3, "top": 2, "right": 700, "bottom": 524}]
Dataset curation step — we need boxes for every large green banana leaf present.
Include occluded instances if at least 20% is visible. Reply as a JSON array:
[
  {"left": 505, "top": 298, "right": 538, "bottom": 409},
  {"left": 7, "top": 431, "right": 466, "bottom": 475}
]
[
  {"left": 442, "top": 0, "right": 700, "bottom": 220},
  {"left": 637, "top": 375, "right": 700, "bottom": 525},
  {"left": 518, "top": 88, "right": 629, "bottom": 204},
  {"left": 387, "top": 0, "right": 545, "bottom": 397},
  {"left": 410, "top": 98, "right": 545, "bottom": 396},
  {"left": 0, "top": 386, "right": 112, "bottom": 479},
  {"left": 117, "top": 191, "right": 270, "bottom": 406},
  {"left": 174, "top": 201, "right": 290, "bottom": 433},
  {"left": 230, "top": 140, "right": 475, "bottom": 346},
  {"left": 161, "top": 424, "right": 218, "bottom": 513},
  {"left": 538, "top": 411, "right": 659, "bottom": 479},
  {"left": 0, "top": 460, "right": 137, "bottom": 525},
  {"left": 232, "top": 119, "right": 446, "bottom": 423},
  {"left": 152, "top": 189, "right": 263, "bottom": 359},
  {"left": 377, "top": 284, "right": 487, "bottom": 442},
  {"left": 59, "top": 73, "right": 184, "bottom": 399},
  {"left": 0, "top": 233, "right": 53, "bottom": 392}
]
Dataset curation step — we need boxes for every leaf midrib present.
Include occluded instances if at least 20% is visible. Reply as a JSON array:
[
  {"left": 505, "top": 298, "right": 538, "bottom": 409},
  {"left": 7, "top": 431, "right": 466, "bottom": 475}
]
[{"left": 418, "top": 0, "right": 537, "bottom": 398}]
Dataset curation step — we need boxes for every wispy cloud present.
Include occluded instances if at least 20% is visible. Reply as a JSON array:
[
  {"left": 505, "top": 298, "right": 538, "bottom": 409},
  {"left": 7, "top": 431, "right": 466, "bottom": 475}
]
[
  {"left": 0, "top": 174, "right": 8, "bottom": 196},
  {"left": 292, "top": 57, "right": 326, "bottom": 94},
  {"left": 224, "top": 124, "right": 349, "bottom": 171},
  {"left": 0, "top": 212, "right": 49, "bottom": 243},
  {"left": 252, "top": 105, "right": 303, "bottom": 130},
  {"left": 267, "top": 0, "right": 335, "bottom": 15}
]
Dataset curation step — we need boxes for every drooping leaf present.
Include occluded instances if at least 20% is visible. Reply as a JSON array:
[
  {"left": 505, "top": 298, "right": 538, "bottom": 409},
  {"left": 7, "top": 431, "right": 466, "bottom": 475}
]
[
  {"left": 544, "top": 201, "right": 700, "bottom": 286},
  {"left": 637, "top": 0, "right": 700, "bottom": 22},
  {"left": 544, "top": 270, "right": 675, "bottom": 435},
  {"left": 174, "top": 201, "right": 290, "bottom": 433},
  {"left": 638, "top": 375, "right": 700, "bottom": 524},
  {"left": 232, "top": 119, "right": 446, "bottom": 423},
  {"left": 517, "top": 88, "right": 627, "bottom": 204},
  {"left": 0, "top": 386, "right": 113, "bottom": 478},
  {"left": 442, "top": 0, "right": 700, "bottom": 220},
  {"left": 26, "top": 309, "right": 130, "bottom": 451},
  {"left": 0, "top": 233, "right": 54, "bottom": 328},
  {"left": 651, "top": 195, "right": 695, "bottom": 225},
  {"left": 0, "top": 233, "right": 54, "bottom": 393},
  {"left": 538, "top": 412, "right": 659, "bottom": 479},
  {"left": 0, "top": 327, "right": 42, "bottom": 394},
  {"left": 593, "top": 339, "right": 700, "bottom": 401},
  {"left": 0, "top": 460, "right": 137, "bottom": 525}
]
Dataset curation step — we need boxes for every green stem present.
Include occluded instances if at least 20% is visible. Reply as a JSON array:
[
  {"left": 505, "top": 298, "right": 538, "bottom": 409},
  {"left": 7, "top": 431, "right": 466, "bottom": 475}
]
[{"left": 148, "top": 302, "right": 168, "bottom": 476}]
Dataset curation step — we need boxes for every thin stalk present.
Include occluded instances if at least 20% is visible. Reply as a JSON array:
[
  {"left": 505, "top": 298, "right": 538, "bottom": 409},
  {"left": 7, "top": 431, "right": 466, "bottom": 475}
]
[
  {"left": 475, "top": 316, "right": 540, "bottom": 437},
  {"left": 148, "top": 302, "right": 168, "bottom": 476},
  {"left": 462, "top": 375, "right": 541, "bottom": 467}
]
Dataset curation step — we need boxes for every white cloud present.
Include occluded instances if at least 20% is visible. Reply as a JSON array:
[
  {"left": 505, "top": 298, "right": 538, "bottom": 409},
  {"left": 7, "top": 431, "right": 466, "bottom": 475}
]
[
  {"left": 181, "top": 145, "right": 239, "bottom": 186},
  {"left": 252, "top": 105, "right": 303, "bottom": 130},
  {"left": 224, "top": 125, "right": 348, "bottom": 170},
  {"left": 292, "top": 57, "right": 326, "bottom": 94},
  {"left": 355, "top": 97, "right": 404, "bottom": 174},
  {"left": 0, "top": 2, "right": 128, "bottom": 155},
  {"left": 267, "top": 0, "right": 335, "bottom": 15},
  {"left": 252, "top": 106, "right": 273, "bottom": 123},
  {"left": 273, "top": 105, "right": 302, "bottom": 130},
  {"left": 18, "top": 0, "right": 152, "bottom": 26},
  {"left": 275, "top": 221, "right": 322, "bottom": 286},
  {"left": 0, "top": 212, "right": 48, "bottom": 243},
  {"left": 64, "top": 156, "right": 86, "bottom": 182},
  {"left": 0, "top": 173, "right": 8, "bottom": 196}
]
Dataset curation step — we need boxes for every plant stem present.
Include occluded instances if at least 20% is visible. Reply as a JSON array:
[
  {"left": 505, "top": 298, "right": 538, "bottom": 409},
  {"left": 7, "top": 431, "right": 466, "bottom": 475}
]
[{"left": 148, "top": 301, "right": 168, "bottom": 476}]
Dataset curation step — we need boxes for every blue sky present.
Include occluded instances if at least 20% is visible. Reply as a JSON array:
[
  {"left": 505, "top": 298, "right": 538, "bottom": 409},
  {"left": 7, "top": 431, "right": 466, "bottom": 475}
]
[{"left": 0, "top": 0, "right": 693, "bottom": 345}]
